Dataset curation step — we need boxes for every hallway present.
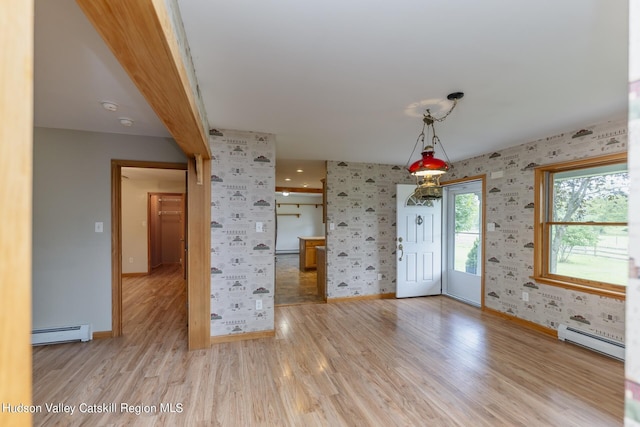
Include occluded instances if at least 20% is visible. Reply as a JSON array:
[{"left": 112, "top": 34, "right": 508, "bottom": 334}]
[{"left": 122, "top": 264, "right": 186, "bottom": 338}]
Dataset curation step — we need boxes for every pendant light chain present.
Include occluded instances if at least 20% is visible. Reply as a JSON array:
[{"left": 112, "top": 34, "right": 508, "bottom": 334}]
[
  {"left": 405, "top": 98, "right": 458, "bottom": 171},
  {"left": 426, "top": 98, "right": 459, "bottom": 123}
]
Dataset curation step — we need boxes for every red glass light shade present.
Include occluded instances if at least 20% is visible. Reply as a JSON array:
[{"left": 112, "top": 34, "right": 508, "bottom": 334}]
[{"left": 408, "top": 146, "right": 449, "bottom": 176}]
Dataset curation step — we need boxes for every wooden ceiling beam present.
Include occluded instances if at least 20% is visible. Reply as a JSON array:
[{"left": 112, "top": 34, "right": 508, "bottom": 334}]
[
  {"left": 76, "top": 0, "right": 210, "bottom": 159},
  {"left": 276, "top": 186, "right": 323, "bottom": 194}
]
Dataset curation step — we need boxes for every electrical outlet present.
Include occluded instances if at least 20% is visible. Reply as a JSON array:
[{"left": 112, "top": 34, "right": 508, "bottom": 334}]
[
  {"left": 129, "top": 257, "right": 134, "bottom": 263},
  {"left": 255, "top": 299, "right": 262, "bottom": 310},
  {"left": 522, "top": 291, "right": 529, "bottom": 302}
]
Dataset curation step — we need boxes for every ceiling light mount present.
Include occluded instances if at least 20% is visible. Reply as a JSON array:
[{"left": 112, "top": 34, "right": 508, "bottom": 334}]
[
  {"left": 101, "top": 101, "right": 118, "bottom": 112},
  {"left": 406, "top": 92, "right": 464, "bottom": 200},
  {"left": 119, "top": 117, "right": 134, "bottom": 127}
]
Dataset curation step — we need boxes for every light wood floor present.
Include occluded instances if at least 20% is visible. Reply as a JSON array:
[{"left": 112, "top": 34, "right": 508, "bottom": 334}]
[
  {"left": 275, "top": 254, "right": 324, "bottom": 306},
  {"left": 32, "top": 266, "right": 624, "bottom": 426}
]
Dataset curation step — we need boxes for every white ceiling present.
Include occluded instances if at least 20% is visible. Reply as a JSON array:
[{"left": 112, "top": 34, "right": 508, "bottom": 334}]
[
  {"left": 34, "top": 0, "right": 629, "bottom": 188},
  {"left": 34, "top": 0, "right": 171, "bottom": 138}
]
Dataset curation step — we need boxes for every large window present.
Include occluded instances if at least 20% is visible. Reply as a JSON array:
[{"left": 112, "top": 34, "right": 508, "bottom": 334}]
[{"left": 533, "top": 153, "right": 628, "bottom": 297}]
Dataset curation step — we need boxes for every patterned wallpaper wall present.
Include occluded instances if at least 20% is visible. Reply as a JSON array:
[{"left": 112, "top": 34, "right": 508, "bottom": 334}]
[
  {"left": 209, "top": 129, "right": 276, "bottom": 337},
  {"left": 325, "top": 118, "right": 627, "bottom": 341},
  {"left": 446, "top": 117, "right": 627, "bottom": 340},
  {"left": 325, "top": 161, "right": 414, "bottom": 299}
]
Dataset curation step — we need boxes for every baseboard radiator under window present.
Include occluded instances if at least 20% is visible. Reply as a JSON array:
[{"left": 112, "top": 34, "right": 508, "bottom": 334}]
[
  {"left": 31, "top": 324, "right": 92, "bottom": 346},
  {"left": 558, "top": 324, "right": 624, "bottom": 361}
]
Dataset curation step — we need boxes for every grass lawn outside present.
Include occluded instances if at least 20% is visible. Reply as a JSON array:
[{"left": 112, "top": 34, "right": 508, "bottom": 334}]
[{"left": 555, "top": 253, "right": 627, "bottom": 286}]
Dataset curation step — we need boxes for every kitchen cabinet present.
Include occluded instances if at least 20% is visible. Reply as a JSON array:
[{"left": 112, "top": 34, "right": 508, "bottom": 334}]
[{"left": 299, "top": 237, "right": 325, "bottom": 270}]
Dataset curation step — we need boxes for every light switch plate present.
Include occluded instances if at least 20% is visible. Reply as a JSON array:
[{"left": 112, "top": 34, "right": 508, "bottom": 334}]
[
  {"left": 256, "top": 222, "right": 264, "bottom": 232},
  {"left": 95, "top": 222, "right": 103, "bottom": 233}
]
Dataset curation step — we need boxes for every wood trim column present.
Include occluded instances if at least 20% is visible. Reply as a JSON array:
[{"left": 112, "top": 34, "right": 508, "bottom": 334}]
[
  {"left": 111, "top": 161, "right": 123, "bottom": 336},
  {"left": 188, "top": 157, "right": 211, "bottom": 349},
  {"left": 0, "top": 0, "right": 34, "bottom": 424}
]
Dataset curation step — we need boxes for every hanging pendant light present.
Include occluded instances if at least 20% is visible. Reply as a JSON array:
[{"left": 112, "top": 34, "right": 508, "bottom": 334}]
[
  {"left": 408, "top": 145, "right": 449, "bottom": 176},
  {"left": 406, "top": 92, "right": 464, "bottom": 200}
]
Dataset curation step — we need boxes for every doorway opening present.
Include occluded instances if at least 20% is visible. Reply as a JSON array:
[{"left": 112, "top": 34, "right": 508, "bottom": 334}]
[
  {"left": 274, "top": 159, "right": 327, "bottom": 306},
  {"left": 274, "top": 190, "right": 325, "bottom": 305},
  {"left": 111, "top": 161, "right": 187, "bottom": 337}
]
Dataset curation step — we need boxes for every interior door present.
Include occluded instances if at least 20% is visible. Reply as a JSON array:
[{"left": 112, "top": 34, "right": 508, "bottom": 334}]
[
  {"left": 396, "top": 184, "right": 442, "bottom": 298},
  {"left": 443, "top": 181, "right": 482, "bottom": 306}
]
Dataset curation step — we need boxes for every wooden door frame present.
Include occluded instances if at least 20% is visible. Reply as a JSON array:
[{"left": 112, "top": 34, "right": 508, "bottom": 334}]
[{"left": 111, "top": 160, "right": 187, "bottom": 337}]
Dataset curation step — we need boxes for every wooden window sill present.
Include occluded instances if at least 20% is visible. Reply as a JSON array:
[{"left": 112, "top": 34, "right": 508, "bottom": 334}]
[{"left": 530, "top": 275, "right": 625, "bottom": 300}]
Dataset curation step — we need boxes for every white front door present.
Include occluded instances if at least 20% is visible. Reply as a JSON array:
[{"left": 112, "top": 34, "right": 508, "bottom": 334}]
[
  {"left": 443, "top": 180, "right": 482, "bottom": 306},
  {"left": 396, "top": 184, "right": 442, "bottom": 298}
]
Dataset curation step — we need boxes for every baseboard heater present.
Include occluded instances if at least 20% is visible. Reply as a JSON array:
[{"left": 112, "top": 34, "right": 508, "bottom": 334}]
[
  {"left": 31, "top": 324, "right": 91, "bottom": 346},
  {"left": 558, "top": 324, "right": 624, "bottom": 361}
]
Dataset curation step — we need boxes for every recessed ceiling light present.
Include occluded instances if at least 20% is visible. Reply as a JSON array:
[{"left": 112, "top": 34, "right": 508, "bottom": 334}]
[
  {"left": 296, "top": 169, "right": 304, "bottom": 173},
  {"left": 284, "top": 178, "right": 291, "bottom": 181},
  {"left": 119, "top": 117, "right": 134, "bottom": 127},
  {"left": 101, "top": 101, "right": 118, "bottom": 112}
]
